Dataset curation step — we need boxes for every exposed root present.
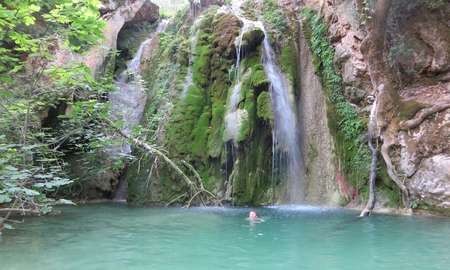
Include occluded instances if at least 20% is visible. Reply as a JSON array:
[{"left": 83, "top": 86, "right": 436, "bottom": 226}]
[
  {"left": 380, "top": 141, "right": 410, "bottom": 206},
  {"left": 400, "top": 103, "right": 450, "bottom": 130},
  {"left": 165, "top": 193, "right": 188, "bottom": 207}
]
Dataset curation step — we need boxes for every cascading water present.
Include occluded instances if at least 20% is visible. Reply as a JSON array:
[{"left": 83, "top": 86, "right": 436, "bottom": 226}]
[
  {"left": 223, "top": 3, "right": 263, "bottom": 145},
  {"left": 110, "top": 20, "right": 168, "bottom": 201},
  {"left": 261, "top": 36, "right": 305, "bottom": 203},
  {"left": 182, "top": 18, "right": 201, "bottom": 97},
  {"left": 227, "top": 0, "right": 305, "bottom": 203}
]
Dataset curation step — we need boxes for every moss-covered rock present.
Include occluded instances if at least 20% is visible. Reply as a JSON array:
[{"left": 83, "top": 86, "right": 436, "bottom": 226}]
[
  {"left": 257, "top": 91, "right": 274, "bottom": 121},
  {"left": 241, "top": 27, "right": 265, "bottom": 53},
  {"left": 127, "top": 6, "right": 278, "bottom": 206}
]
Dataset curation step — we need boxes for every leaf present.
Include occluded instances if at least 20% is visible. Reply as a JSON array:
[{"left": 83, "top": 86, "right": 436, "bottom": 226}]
[
  {"left": 33, "top": 179, "right": 73, "bottom": 189},
  {"left": 6, "top": 187, "right": 40, "bottom": 196},
  {"left": 0, "top": 194, "right": 12, "bottom": 203}
]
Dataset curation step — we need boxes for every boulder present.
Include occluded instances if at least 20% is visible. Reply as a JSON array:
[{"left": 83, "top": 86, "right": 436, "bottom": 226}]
[{"left": 407, "top": 155, "right": 450, "bottom": 208}]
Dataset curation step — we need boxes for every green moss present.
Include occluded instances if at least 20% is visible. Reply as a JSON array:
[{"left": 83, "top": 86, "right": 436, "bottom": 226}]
[
  {"left": 191, "top": 108, "right": 211, "bottom": 159},
  {"left": 207, "top": 100, "right": 225, "bottom": 158},
  {"left": 193, "top": 44, "right": 212, "bottom": 87},
  {"left": 165, "top": 85, "right": 206, "bottom": 155},
  {"left": 420, "top": 0, "right": 447, "bottom": 9},
  {"left": 262, "top": 0, "right": 289, "bottom": 43},
  {"left": 301, "top": 8, "right": 371, "bottom": 190},
  {"left": 232, "top": 121, "right": 274, "bottom": 205},
  {"left": 256, "top": 91, "right": 273, "bottom": 121},
  {"left": 250, "top": 67, "right": 269, "bottom": 90},
  {"left": 280, "top": 44, "right": 297, "bottom": 83}
]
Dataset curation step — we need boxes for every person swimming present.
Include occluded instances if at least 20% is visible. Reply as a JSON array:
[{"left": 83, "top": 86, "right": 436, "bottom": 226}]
[{"left": 247, "top": 211, "right": 263, "bottom": 222}]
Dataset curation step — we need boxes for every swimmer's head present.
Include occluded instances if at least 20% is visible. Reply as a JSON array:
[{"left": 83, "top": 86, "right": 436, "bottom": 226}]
[{"left": 249, "top": 211, "right": 258, "bottom": 220}]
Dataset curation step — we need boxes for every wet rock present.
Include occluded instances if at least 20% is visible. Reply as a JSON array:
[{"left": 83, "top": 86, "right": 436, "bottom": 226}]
[
  {"left": 303, "top": 0, "right": 450, "bottom": 210},
  {"left": 241, "top": 27, "right": 265, "bottom": 54}
]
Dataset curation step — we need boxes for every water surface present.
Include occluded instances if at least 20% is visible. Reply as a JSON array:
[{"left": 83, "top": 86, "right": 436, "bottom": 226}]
[{"left": 1, "top": 204, "right": 450, "bottom": 270}]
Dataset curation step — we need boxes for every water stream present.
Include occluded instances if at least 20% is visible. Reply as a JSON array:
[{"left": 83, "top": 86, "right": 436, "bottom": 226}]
[
  {"left": 1, "top": 204, "right": 450, "bottom": 270},
  {"left": 110, "top": 20, "right": 168, "bottom": 201},
  {"left": 226, "top": 1, "right": 305, "bottom": 202},
  {"left": 261, "top": 35, "right": 305, "bottom": 203}
]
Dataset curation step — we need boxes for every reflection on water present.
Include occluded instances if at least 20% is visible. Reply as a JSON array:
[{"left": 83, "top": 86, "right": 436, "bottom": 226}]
[{"left": 1, "top": 204, "right": 450, "bottom": 270}]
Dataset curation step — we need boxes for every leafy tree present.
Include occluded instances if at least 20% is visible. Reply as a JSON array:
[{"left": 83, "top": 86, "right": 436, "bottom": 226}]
[{"left": 0, "top": 0, "right": 107, "bottom": 230}]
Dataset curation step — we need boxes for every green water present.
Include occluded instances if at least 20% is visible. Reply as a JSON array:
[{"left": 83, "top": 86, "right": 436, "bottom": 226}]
[{"left": 1, "top": 204, "right": 450, "bottom": 270}]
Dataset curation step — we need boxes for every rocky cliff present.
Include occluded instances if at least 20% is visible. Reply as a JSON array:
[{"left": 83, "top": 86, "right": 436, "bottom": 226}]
[
  {"left": 301, "top": 0, "right": 450, "bottom": 212},
  {"left": 54, "top": 0, "right": 450, "bottom": 212}
]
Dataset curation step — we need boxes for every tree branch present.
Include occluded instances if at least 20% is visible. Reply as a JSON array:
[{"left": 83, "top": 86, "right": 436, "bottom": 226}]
[{"left": 103, "top": 119, "right": 219, "bottom": 207}]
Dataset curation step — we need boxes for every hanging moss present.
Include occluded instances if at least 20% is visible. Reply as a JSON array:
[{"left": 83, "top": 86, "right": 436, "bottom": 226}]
[
  {"left": 193, "top": 43, "right": 212, "bottom": 87},
  {"left": 257, "top": 91, "right": 274, "bottom": 121},
  {"left": 165, "top": 85, "right": 206, "bottom": 156},
  {"left": 191, "top": 108, "right": 212, "bottom": 159},
  {"left": 262, "top": 0, "right": 289, "bottom": 44},
  {"left": 232, "top": 121, "right": 274, "bottom": 205},
  {"left": 279, "top": 44, "right": 297, "bottom": 84},
  {"left": 207, "top": 100, "right": 226, "bottom": 158}
]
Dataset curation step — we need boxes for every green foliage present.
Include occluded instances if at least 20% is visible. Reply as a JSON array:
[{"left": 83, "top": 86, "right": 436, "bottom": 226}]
[
  {"left": 0, "top": 60, "right": 114, "bottom": 214},
  {"left": 193, "top": 42, "right": 212, "bottom": 87},
  {"left": 301, "top": 8, "right": 371, "bottom": 190},
  {"left": 280, "top": 45, "right": 297, "bottom": 83},
  {"left": 262, "top": 0, "right": 289, "bottom": 43},
  {"left": 191, "top": 109, "right": 212, "bottom": 158},
  {"left": 0, "top": 0, "right": 104, "bottom": 78},
  {"left": 256, "top": 91, "right": 273, "bottom": 121},
  {"left": 166, "top": 85, "right": 206, "bottom": 156}
]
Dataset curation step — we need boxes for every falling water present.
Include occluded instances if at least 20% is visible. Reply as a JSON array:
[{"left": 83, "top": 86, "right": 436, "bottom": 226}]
[
  {"left": 223, "top": 2, "right": 264, "bottom": 146},
  {"left": 181, "top": 18, "right": 202, "bottom": 97},
  {"left": 227, "top": 0, "right": 305, "bottom": 202},
  {"left": 110, "top": 20, "right": 168, "bottom": 201},
  {"left": 127, "top": 20, "right": 169, "bottom": 74},
  {"left": 261, "top": 36, "right": 305, "bottom": 203}
]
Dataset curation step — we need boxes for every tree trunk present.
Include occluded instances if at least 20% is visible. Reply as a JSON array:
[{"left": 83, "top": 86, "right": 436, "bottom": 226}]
[
  {"left": 360, "top": 138, "right": 378, "bottom": 217},
  {"left": 359, "top": 0, "right": 410, "bottom": 213}
]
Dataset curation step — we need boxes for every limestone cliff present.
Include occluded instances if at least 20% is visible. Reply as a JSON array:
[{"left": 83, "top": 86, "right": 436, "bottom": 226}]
[{"left": 301, "top": 0, "right": 450, "bottom": 211}]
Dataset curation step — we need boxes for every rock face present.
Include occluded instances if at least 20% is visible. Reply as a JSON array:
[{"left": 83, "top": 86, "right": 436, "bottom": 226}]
[
  {"left": 297, "top": 19, "right": 340, "bottom": 205},
  {"left": 58, "top": 0, "right": 160, "bottom": 199},
  {"left": 84, "top": 0, "right": 159, "bottom": 76},
  {"left": 189, "top": 0, "right": 224, "bottom": 16},
  {"left": 303, "top": 0, "right": 450, "bottom": 210}
]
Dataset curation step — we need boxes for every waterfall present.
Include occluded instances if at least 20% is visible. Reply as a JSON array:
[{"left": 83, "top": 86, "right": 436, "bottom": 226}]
[
  {"left": 261, "top": 36, "right": 305, "bottom": 203},
  {"left": 223, "top": 2, "right": 264, "bottom": 146},
  {"left": 182, "top": 18, "right": 202, "bottom": 97},
  {"left": 110, "top": 20, "right": 168, "bottom": 201},
  {"left": 227, "top": 0, "right": 305, "bottom": 203}
]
